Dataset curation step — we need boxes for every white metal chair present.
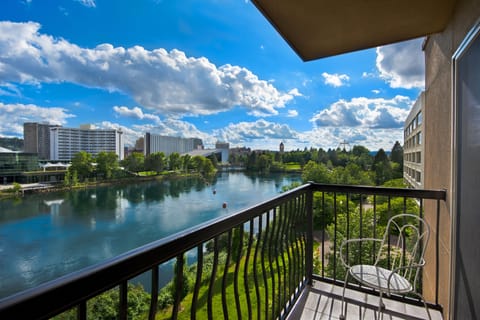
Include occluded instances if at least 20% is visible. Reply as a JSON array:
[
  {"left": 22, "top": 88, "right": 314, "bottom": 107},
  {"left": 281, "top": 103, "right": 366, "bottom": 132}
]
[{"left": 339, "top": 213, "right": 431, "bottom": 319}]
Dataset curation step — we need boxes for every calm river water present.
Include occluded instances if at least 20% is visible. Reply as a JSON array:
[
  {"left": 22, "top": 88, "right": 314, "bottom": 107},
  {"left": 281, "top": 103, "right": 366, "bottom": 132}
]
[{"left": 0, "top": 171, "right": 301, "bottom": 299}]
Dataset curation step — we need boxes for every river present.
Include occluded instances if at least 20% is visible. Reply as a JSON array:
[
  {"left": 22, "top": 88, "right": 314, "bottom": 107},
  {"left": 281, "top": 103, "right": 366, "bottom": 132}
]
[{"left": 0, "top": 171, "right": 301, "bottom": 299}]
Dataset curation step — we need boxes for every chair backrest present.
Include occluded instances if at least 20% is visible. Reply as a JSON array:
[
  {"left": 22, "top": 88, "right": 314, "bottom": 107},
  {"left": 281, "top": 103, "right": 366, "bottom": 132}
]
[{"left": 375, "top": 213, "right": 430, "bottom": 291}]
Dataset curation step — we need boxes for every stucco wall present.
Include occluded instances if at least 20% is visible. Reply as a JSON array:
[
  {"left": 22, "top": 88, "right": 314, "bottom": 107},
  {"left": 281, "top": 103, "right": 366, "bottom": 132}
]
[{"left": 423, "top": 0, "right": 480, "bottom": 318}]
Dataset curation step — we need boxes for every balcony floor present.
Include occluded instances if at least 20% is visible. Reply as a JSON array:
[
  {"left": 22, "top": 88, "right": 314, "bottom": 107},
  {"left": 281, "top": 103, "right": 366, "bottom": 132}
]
[{"left": 287, "top": 281, "right": 443, "bottom": 320}]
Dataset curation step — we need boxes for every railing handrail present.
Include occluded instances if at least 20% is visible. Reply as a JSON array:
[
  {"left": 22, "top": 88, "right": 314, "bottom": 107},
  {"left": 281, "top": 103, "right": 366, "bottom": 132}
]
[
  {"left": 308, "top": 182, "right": 446, "bottom": 200},
  {"left": 0, "top": 183, "right": 311, "bottom": 320}
]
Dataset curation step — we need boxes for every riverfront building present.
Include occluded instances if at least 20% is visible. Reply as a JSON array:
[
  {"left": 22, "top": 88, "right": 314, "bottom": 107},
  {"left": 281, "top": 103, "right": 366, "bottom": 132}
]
[
  {"left": 50, "top": 124, "right": 124, "bottom": 161},
  {"left": 0, "top": 147, "right": 39, "bottom": 184},
  {"left": 24, "top": 122, "right": 61, "bottom": 160},
  {"left": 403, "top": 92, "right": 424, "bottom": 188},
  {"left": 144, "top": 133, "right": 203, "bottom": 156}
]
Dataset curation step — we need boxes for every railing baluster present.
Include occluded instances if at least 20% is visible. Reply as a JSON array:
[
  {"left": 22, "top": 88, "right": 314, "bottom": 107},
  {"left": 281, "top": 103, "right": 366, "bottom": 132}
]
[
  {"left": 261, "top": 211, "right": 270, "bottom": 320},
  {"left": 222, "top": 230, "right": 232, "bottom": 319},
  {"left": 359, "top": 193, "right": 363, "bottom": 265},
  {"left": 234, "top": 225, "right": 244, "bottom": 320},
  {"left": 346, "top": 193, "right": 350, "bottom": 265},
  {"left": 148, "top": 265, "right": 159, "bottom": 320},
  {"left": 208, "top": 237, "right": 219, "bottom": 320},
  {"left": 172, "top": 254, "right": 184, "bottom": 320},
  {"left": 321, "top": 191, "right": 325, "bottom": 278},
  {"left": 253, "top": 214, "right": 262, "bottom": 320},
  {"left": 191, "top": 245, "right": 203, "bottom": 320},
  {"left": 278, "top": 201, "right": 288, "bottom": 315},
  {"left": 268, "top": 208, "right": 277, "bottom": 317},
  {"left": 119, "top": 282, "right": 128, "bottom": 320},
  {"left": 244, "top": 219, "right": 254, "bottom": 320},
  {"left": 373, "top": 194, "right": 377, "bottom": 259},
  {"left": 333, "top": 192, "right": 337, "bottom": 280},
  {"left": 285, "top": 197, "right": 295, "bottom": 309},
  {"left": 77, "top": 301, "right": 86, "bottom": 320},
  {"left": 305, "top": 189, "right": 313, "bottom": 286}
]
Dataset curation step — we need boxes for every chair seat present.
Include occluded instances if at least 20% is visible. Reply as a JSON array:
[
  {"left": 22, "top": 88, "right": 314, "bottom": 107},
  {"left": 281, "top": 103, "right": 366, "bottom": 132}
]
[{"left": 349, "top": 264, "right": 412, "bottom": 294}]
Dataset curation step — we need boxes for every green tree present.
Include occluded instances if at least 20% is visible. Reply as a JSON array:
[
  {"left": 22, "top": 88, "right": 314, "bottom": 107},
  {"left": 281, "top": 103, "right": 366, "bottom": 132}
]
[
  {"left": 257, "top": 154, "right": 272, "bottom": 173},
  {"left": 122, "top": 152, "right": 145, "bottom": 173},
  {"left": 390, "top": 141, "right": 403, "bottom": 165},
  {"left": 70, "top": 151, "right": 94, "bottom": 181},
  {"left": 95, "top": 151, "right": 119, "bottom": 179},
  {"left": 301, "top": 160, "right": 331, "bottom": 183},
  {"left": 168, "top": 152, "right": 181, "bottom": 171},
  {"left": 372, "top": 149, "right": 392, "bottom": 185},
  {"left": 145, "top": 152, "right": 166, "bottom": 173},
  {"left": 181, "top": 154, "right": 191, "bottom": 172},
  {"left": 331, "top": 163, "right": 373, "bottom": 185}
]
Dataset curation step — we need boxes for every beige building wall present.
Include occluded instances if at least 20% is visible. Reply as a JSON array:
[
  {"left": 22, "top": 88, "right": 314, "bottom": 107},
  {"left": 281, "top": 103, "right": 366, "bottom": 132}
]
[{"left": 423, "top": 0, "right": 480, "bottom": 317}]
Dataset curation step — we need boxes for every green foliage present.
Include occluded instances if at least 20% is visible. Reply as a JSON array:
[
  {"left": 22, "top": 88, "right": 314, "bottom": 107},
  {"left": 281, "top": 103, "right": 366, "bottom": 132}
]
[
  {"left": 95, "top": 151, "right": 119, "bottom": 179},
  {"left": 301, "top": 161, "right": 331, "bottom": 183},
  {"left": 145, "top": 152, "right": 167, "bottom": 173},
  {"left": 122, "top": 152, "right": 145, "bottom": 173},
  {"left": 53, "top": 284, "right": 150, "bottom": 320},
  {"left": 324, "top": 208, "right": 386, "bottom": 280},
  {"left": 70, "top": 151, "right": 94, "bottom": 181},
  {"left": 168, "top": 152, "right": 182, "bottom": 171},
  {"left": 373, "top": 148, "right": 392, "bottom": 185}
]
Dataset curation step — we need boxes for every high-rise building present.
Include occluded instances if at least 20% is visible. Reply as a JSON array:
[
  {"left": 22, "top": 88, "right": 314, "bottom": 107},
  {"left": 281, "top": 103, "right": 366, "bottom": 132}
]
[
  {"left": 403, "top": 92, "right": 424, "bottom": 188},
  {"left": 144, "top": 133, "right": 203, "bottom": 156},
  {"left": 50, "top": 125, "right": 124, "bottom": 161},
  {"left": 24, "top": 122, "right": 61, "bottom": 160}
]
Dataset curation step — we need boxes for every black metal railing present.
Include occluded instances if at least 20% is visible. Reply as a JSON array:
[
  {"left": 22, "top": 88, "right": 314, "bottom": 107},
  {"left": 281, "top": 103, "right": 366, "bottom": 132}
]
[{"left": 0, "top": 183, "right": 446, "bottom": 319}]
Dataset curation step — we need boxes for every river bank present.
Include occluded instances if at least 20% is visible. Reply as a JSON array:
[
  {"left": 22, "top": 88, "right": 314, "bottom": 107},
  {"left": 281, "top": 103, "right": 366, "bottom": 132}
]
[{"left": 0, "top": 172, "right": 208, "bottom": 200}]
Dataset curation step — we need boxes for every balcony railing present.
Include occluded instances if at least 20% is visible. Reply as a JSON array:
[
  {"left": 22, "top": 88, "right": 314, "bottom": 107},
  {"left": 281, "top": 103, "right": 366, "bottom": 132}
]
[{"left": 0, "top": 183, "right": 446, "bottom": 319}]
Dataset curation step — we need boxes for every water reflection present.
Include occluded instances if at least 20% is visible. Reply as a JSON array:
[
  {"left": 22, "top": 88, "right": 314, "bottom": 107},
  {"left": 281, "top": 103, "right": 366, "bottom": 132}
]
[{"left": 0, "top": 172, "right": 301, "bottom": 298}]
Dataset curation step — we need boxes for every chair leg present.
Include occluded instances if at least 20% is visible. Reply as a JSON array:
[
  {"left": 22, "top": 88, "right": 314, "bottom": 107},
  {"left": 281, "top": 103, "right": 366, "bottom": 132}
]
[
  {"left": 378, "top": 291, "right": 384, "bottom": 320},
  {"left": 339, "top": 271, "right": 350, "bottom": 320},
  {"left": 410, "top": 292, "right": 432, "bottom": 320}
]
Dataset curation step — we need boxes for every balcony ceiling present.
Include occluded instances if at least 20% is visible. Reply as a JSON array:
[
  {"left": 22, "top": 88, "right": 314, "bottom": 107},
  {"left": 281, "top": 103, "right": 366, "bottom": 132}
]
[{"left": 252, "top": 0, "right": 457, "bottom": 61}]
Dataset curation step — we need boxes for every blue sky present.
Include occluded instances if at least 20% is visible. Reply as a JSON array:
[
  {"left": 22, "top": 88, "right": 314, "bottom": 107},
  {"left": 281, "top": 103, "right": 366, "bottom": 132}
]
[{"left": 0, "top": 0, "right": 424, "bottom": 151}]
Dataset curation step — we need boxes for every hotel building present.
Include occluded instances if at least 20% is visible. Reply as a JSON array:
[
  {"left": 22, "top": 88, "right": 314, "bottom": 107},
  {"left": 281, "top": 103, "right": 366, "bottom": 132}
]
[{"left": 50, "top": 124, "right": 124, "bottom": 161}]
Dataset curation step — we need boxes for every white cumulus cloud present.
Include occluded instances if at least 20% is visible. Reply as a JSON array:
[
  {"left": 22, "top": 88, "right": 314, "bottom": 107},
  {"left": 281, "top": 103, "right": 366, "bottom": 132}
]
[
  {"left": 322, "top": 72, "right": 350, "bottom": 87},
  {"left": 311, "top": 96, "right": 412, "bottom": 129},
  {"left": 376, "top": 38, "right": 425, "bottom": 89},
  {"left": 113, "top": 106, "right": 160, "bottom": 123},
  {"left": 213, "top": 119, "right": 299, "bottom": 146},
  {"left": 75, "top": 0, "right": 96, "bottom": 8},
  {"left": 299, "top": 127, "right": 403, "bottom": 152},
  {"left": 0, "top": 102, "right": 75, "bottom": 137},
  {"left": 0, "top": 21, "right": 298, "bottom": 118},
  {"left": 287, "top": 109, "right": 298, "bottom": 117}
]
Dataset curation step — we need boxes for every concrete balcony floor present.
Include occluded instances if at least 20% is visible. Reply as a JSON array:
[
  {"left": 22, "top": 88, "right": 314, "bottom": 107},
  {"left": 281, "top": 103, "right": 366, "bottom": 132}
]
[{"left": 288, "top": 281, "right": 443, "bottom": 320}]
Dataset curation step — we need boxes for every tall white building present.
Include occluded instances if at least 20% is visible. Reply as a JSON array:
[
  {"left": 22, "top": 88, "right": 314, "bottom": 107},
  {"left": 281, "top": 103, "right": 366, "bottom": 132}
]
[
  {"left": 50, "top": 125, "right": 124, "bottom": 161},
  {"left": 144, "top": 133, "right": 203, "bottom": 156}
]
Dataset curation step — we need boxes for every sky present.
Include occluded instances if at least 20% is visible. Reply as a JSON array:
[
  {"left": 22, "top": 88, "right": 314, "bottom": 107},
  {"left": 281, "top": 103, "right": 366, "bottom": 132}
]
[{"left": 0, "top": 0, "right": 425, "bottom": 151}]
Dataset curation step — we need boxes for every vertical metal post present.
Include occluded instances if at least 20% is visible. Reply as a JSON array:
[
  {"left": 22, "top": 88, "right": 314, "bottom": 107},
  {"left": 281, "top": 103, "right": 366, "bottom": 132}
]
[{"left": 305, "top": 187, "right": 314, "bottom": 285}]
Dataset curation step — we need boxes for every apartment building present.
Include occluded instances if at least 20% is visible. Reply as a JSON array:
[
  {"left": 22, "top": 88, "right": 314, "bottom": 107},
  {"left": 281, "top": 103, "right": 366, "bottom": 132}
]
[
  {"left": 403, "top": 92, "right": 424, "bottom": 188},
  {"left": 144, "top": 133, "right": 203, "bottom": 156},
  {"left": 50, "top": 124, "right": 124, "bottom": 161},
  {"left": 23, "top": 122, "right": 61, "bottom": 160}
]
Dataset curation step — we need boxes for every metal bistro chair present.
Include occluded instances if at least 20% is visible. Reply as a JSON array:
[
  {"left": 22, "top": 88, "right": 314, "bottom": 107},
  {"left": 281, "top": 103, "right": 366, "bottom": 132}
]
[{"left": 339, "top": 213, "right": 431, "bottom": 319}]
